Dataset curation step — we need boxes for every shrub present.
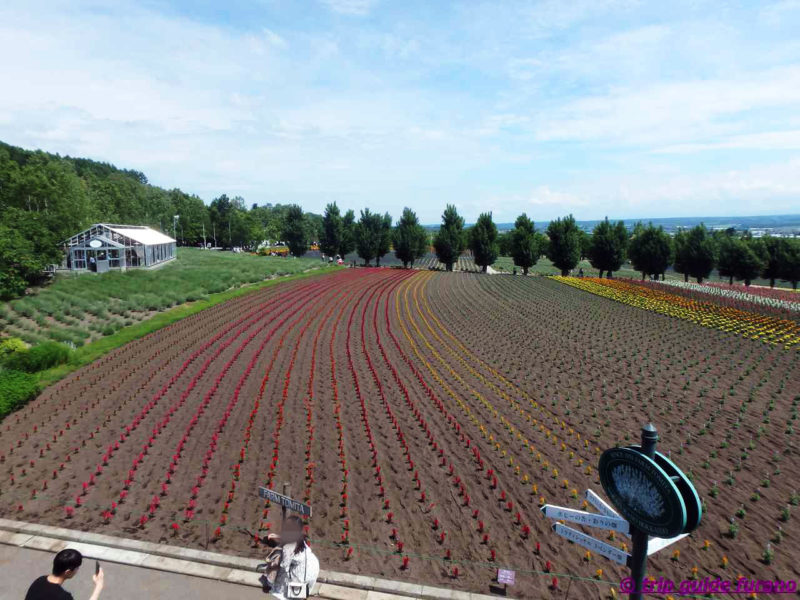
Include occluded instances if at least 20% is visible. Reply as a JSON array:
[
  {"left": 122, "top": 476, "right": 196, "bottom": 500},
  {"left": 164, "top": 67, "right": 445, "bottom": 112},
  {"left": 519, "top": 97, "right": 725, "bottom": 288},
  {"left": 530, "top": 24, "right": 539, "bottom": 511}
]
[
  {"left": 0, "top": 369, "right": 39, "bottom": 418},
  {"left": 0, "top": 337, "right": 27, "bottom": 357},
  {"left": 2, "top": 342, "right": 73, "bottom": 372}
]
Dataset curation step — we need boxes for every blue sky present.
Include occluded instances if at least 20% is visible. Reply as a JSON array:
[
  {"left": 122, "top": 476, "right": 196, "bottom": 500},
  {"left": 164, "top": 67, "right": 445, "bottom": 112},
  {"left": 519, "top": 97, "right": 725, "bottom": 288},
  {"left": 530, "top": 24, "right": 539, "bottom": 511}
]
[{"left": 2, "top": 0, "right": 800, "bottom": 223}]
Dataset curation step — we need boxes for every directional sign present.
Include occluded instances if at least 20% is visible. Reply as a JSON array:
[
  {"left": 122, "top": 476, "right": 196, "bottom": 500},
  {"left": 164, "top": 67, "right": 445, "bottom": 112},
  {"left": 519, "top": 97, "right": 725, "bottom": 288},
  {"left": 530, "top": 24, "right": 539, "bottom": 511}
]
[
  {"left": 585, "top": 489, "right": 631, "bottom": 537},
  {"left": 542, "top": 504, "right": 630, "bottom": 534},
  {"left": 585, "top": 489, "right": 620, "bottom": 519},
  {"left": 599, "top": 447, "right": 687, "bottom": 538},
  {"left": 553, "top": 523, "right": 630, "bottom": 566},
  {"left": 258, "top": 487, "right": 312, "bottom": 517},
  {"left": 647, "top": 533, "right": 689, "bottom": 556}
]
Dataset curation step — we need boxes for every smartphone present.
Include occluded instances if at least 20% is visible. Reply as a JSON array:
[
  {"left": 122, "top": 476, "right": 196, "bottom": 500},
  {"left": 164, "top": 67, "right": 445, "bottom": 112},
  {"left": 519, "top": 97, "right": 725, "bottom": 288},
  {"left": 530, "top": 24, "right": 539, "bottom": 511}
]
[{"left": 95, "top": 560, "right": 100, "bottom": 575}]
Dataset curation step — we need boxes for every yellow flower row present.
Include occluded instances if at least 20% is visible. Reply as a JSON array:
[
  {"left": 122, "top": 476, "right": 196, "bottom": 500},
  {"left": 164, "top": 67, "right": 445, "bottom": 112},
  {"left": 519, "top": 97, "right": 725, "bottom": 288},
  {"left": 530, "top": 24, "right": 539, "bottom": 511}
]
[{"left": 553, "top": 277, "right": 800, "bottom": 349}]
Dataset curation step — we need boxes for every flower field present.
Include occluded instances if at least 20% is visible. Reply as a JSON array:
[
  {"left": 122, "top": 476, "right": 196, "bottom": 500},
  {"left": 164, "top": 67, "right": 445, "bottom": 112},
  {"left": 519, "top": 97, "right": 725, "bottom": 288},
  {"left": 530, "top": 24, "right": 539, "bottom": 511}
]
[
  {"left": 1, "top": 269, "right": 798, "bottom": 597},
  {"left": 555, "top": 277, "right": 800, "bottom": 348}
]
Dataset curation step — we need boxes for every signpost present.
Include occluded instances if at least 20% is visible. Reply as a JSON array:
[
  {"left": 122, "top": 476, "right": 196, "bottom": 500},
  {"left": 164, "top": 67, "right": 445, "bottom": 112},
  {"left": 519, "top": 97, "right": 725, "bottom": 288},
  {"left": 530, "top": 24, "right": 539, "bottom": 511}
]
[
  {"left": 598, "top": 424, "right": 702, "bottom": 600},
  {"left": 544, "top": 424, "right": 701, "bottom": 600},
  {"left": 258, "top": 485, "right": 312, "bottom": 518}
]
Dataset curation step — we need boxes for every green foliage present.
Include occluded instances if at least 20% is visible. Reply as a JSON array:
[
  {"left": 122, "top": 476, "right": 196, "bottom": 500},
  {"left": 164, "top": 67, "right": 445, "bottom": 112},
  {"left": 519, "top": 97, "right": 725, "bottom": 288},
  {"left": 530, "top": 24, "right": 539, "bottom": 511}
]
[
  {"left": 281, "top": 205, "right": 308, "bottom": 257},
  {"left": 779, "top": 238, "right": 800, "bottom": 290},
  {"left": 2, "top": 342, "right": 72, "bottom": 372},
  {"left": 355, "top": 209, "right": 391, "bottom": 266},
  {"left": 628, "top": 222, "right": 673, "bottom": 279},
  {"left": 509, "top": 213, "right": 540, "bottom": 275},
  {"left": 0, "top": 218, "right": 54, "bottom": 299},
  {"left": 320, "top": 203, "right": 343, "bottom": 257},
  {"left": 0, "top": 337, "right": 27, "bottom": 357},
  {"left": 758, "top": 236, "right": 785, "bottom": 288},
  {"left": 1, "top": 249, "right": 319, "bottom": 344},
  {"left": 433, "top": 205, "right": 466, "bottom": 271},
  {"left": 716, "top": 234, "right": 765, "bottom": 286},
  {"left": 339, "top": 209, "right": 357, "bottom": 259},
  {"left": 0, "top": 369, "right": 39, "bottom": 418},
  {"left": 377, "top": 212, "right": 392, "bottom": 267},
  {"left": 674, "top": 224, "right": 716, "bottom": 283},
  {"left": 393, "top": 208, "right": 428, "bottom": 268},
  {"left": 546, "top": 214, "right": 581, "bottom": 276},
  {"left": 468, "top": 212, "right": 499, "bottom": 272},
  {"left": 587, "top": 217, "right": 628, "bottom": 277}
]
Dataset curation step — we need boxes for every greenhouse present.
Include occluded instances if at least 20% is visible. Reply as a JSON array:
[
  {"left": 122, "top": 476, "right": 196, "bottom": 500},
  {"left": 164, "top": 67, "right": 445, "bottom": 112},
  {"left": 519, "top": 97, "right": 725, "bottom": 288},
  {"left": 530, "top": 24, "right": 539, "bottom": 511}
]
[{"left": 61, "top": 224, "right": 176, "bottom": 272}]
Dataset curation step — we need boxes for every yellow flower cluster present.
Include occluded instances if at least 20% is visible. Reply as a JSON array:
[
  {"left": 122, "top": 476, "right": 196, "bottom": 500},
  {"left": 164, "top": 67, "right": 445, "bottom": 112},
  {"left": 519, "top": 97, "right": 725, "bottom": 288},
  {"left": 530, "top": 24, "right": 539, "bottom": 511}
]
[{"left": 554, "top": 277, "right": 800, "bottom": 348}]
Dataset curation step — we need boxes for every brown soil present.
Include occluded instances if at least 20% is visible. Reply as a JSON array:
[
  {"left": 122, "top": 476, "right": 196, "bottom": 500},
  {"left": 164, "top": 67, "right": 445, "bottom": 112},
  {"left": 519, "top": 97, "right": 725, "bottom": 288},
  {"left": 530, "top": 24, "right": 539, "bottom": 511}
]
[{"left": 1, "top": 270, "right": 797, "bottom": 598}]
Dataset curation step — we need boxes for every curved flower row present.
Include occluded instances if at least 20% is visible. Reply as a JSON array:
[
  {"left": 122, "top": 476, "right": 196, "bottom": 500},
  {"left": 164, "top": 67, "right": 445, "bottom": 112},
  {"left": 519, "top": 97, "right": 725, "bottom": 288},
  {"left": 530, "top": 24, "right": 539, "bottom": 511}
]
[
  {"left": 554, "top": 277, "right": 800, "bottom": 348},
  {"left": 636, "top": 279, "right": 800, "bottom": 317}
]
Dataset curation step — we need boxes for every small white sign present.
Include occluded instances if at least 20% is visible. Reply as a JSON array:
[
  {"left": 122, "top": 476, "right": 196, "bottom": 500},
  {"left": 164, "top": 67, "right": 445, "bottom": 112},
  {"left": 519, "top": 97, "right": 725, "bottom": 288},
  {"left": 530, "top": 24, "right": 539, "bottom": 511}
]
[
  {"left": 553, "top": 523, "right": 630, "bottom": 566},
  {"left": 585, "top": 489, "right": 620, "bottom": 518},
  {"left": 542, "top": 504, "right": 630, "bottom": 534},
  {"left": 497, "top": 569, "right": 515, "bottom": 585},
  {"left": 585, "top": 489, "right": 631, "bottom": 537},
  {"left": 647, "top": 533, "right": 689, "bottom": 556}
]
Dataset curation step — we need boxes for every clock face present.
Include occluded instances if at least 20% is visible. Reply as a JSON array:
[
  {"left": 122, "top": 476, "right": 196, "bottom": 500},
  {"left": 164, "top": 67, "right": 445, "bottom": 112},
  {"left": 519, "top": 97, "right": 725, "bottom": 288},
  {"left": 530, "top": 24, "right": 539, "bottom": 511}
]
[
  {"left": 599, "top": 447, "right": 688, "bottom": 538},
  {"left": 89, "top": 239, "right": 102, "bottom": 248}
]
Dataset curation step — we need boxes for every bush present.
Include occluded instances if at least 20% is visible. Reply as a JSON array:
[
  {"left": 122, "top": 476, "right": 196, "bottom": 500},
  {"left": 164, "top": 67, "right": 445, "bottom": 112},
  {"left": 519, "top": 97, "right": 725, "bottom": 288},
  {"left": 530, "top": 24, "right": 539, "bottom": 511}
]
[
  {"left": 0, "top": 369, "right": 39, "bottom": 418},
  {"left": 2, "top": 342, "right": 73, "bottom": 372},
  {"left": 0, "top": 337, "right": 27, "bottom": 357}
]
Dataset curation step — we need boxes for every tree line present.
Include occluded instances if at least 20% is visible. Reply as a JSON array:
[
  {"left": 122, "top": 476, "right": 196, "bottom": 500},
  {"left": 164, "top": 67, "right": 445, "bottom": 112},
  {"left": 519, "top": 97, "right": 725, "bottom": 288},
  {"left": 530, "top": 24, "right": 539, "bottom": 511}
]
[
  {"left": 2, "top": 140, "right": 800, "bottom": 300},
  {"left": 0, "top": 141, "right": 327, "bottom": 299}
]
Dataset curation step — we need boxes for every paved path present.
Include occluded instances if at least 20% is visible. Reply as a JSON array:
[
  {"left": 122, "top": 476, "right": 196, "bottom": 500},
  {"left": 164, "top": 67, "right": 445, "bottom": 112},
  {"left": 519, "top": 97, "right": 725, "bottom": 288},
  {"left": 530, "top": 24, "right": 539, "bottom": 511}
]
[
  {"left": 0, "top": 520, "right": 496, "bottom": 600},
  {"left": 0, "top": 544, "right": 269, "bottom": 600}
]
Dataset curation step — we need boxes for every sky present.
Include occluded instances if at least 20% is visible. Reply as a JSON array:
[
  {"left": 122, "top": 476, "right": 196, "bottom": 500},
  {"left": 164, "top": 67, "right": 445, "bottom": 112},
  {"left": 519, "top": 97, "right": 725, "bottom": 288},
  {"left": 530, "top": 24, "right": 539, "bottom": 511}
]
[{"left": 2, "top": 0, "right": 800, "bottom": 224}]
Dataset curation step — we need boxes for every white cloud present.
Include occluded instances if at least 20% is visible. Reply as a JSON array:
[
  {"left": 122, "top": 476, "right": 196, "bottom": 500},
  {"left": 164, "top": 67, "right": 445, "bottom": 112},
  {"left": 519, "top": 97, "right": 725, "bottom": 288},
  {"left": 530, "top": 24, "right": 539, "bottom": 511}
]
[
  {"left": 655, "top": 130, "right": 800, "bottom": 153},
  {"left": 319, "top": 0, "right": 378, "bottom": 16},
  {"left": 0, "top": 0, "right": 798, "bottom": 224}
]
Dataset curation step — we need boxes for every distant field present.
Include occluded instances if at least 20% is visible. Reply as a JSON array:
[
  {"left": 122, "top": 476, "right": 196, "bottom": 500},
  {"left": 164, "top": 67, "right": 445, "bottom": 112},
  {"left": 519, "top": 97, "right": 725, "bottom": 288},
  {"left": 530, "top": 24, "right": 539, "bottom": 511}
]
[{"left": 0, "top": 249, "right": 322, "bottom": 346}]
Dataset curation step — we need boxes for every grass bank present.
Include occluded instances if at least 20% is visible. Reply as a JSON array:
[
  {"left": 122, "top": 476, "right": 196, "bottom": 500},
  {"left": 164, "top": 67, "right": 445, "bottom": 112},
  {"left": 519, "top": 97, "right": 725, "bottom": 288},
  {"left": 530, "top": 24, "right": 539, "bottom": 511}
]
[{"left": 0, "top": 249, "right": 324, "bottom": 347}]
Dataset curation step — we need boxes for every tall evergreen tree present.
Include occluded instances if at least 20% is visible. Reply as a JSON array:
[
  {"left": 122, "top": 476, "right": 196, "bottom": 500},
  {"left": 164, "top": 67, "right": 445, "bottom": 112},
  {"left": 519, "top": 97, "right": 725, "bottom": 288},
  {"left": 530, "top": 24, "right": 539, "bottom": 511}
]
[
  {"left": 780, "top": 239, "right": 800, "bottom": 290},
  {"left": 281, "top": 204, "right": 308, "bottom": 257},
  {"left": 355, "top": 209, "right": 384, "bottom": 266},
  {"left": 674, "top": 224, "right": 715, "bottom": 283},
  {"left": 546, "top": 215, "right": 581, "bottom": 276},
  {"left": 393, "top": 208, "right": 428, "bottom": 268},
  {"left": 376, "top": 212, "right": 392, "bottom": 267},
  {"left": 716, "top": 234, "right": 739, "bottom": 285},
  {"left": 469, "top": 212, "right": 499, "bottom": 273},
  {"left": 628, "top": 222, "right": 673, "bottom": 280},
  {"left": 509, "top": 213, "right": 539, "bottom": 275},
  {"left": 433, "top": 205, "right": 466, "bottom": 271},
  {"left": 587, "top": 217, "right": 628, "bottom": 278},
  {"left": 758, "top": 236, "right": 785, "bottom": 288},
  {"left": 320, "top": 202, "right": 343, "bottom": 257},
  {"left": 339, "top": 209, "right": 356, "bottom": 259}
]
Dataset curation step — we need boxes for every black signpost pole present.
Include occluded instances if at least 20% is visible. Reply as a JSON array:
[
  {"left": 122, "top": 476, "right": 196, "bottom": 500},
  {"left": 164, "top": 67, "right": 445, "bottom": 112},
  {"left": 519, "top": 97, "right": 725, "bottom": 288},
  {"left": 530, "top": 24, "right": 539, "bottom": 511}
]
[{"left": 628, "top": 424, "right": 659, "bottom": 600}]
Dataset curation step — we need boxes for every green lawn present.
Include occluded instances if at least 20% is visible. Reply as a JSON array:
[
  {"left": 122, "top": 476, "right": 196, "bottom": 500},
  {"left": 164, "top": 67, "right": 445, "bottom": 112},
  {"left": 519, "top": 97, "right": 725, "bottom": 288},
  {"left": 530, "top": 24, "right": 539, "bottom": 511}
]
[{"left": 0, "top": 248, "right": 325, "bottom": 347}]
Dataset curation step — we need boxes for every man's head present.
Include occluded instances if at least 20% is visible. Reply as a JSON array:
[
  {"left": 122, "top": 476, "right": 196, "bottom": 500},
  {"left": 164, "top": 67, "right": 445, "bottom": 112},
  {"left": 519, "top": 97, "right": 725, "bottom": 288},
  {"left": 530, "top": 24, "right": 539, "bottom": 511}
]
[{"left": 52, "top": 549, "right": 83, "bottom": 579}]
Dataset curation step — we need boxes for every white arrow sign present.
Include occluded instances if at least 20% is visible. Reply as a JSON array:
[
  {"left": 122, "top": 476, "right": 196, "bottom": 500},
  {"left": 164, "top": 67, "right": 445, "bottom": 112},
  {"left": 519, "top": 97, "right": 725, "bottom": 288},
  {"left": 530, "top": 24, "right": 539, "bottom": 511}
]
[
  {"left": 553, "top": 523, "right": 630, "bottom": 566},
  {"left": 542, "top": 504, "right": 630, "bottom": 534},
  {"left": 585, "top": 489, "right": 620, "bottom": 518},
  {"left": 585, "top": 489, "right": 631, "bottom": 537},
  {"left": 647, "top": 533, "right": 689, "bottom": 556}
]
